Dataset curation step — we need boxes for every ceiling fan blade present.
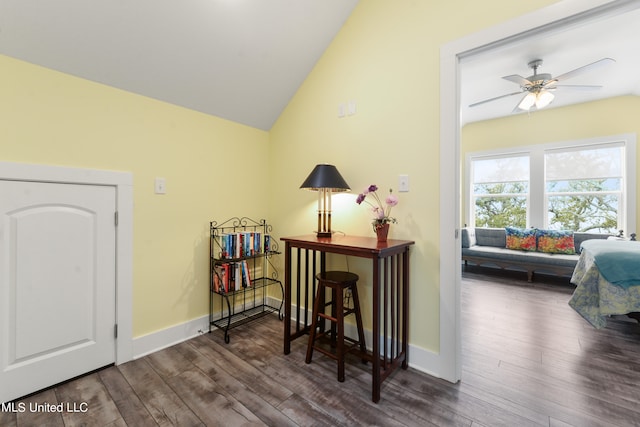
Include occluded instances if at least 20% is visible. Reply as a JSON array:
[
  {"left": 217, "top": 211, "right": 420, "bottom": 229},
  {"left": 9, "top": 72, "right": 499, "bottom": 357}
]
[
  {"left": 469, "top": 91, "right": 523, "bottom": 107},
  {"left": 502, "top": 74, "right": 532, "bottom": 86},
  {"left": 553, "top": 57, "right": 615, "bottom": 81},
  {"left": 552, "top": 84, "right": 603, "bottom": 91}
]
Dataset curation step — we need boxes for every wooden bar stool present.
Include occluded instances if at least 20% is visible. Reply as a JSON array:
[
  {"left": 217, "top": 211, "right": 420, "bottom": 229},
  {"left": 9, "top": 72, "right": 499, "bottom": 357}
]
[{"left": 305, "top": 271, "right": 367, "bottom": 382}]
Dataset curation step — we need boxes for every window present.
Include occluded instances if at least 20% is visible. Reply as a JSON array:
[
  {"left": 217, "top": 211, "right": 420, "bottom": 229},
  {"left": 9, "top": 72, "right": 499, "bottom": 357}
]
[
  {"left": 545, "top": 144, "right": 624, "bottom": 233},
  {"left": 471, "top": 155, "right": 529, "bottom": 228},
  {"left": 466, "top": 134, "right": 636, "bottom": 234}
]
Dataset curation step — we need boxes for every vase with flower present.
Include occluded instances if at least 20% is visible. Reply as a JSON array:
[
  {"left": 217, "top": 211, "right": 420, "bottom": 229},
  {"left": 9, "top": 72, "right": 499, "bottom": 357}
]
[{"left": 356, "top": 185, "right": 398, "bottom": 242}]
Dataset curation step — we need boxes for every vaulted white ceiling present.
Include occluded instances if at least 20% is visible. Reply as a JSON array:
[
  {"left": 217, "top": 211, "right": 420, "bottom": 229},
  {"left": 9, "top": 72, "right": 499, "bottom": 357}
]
[
  {"left": 2, "top": 1, "right": 639, "bottom": 130},
  {"left": 0, "top": 0, "right": 359, "bottom": 130}
]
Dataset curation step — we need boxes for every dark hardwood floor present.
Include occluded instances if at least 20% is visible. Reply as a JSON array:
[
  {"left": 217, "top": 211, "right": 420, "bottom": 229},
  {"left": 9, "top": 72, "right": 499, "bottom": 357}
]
[{"left": 3, "top": 267, "right": 640, "bottom": 426}]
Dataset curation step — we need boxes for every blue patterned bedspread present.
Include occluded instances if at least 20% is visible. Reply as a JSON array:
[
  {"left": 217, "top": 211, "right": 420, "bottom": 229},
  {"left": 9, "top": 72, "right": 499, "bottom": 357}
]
[
  {"left": 580, "top": 239, "right": 640, "bottom": 288},
  {"left": 569, "top": 247, "right": 640, "bottom": 328}
]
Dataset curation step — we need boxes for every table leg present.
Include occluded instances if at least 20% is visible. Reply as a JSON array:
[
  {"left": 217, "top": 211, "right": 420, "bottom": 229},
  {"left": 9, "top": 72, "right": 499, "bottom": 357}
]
[
  {"left": 372, "top": 257, "right": 381, "bottom": 403},
  {"left": 402, "top": 249, "right": 410, "bottom": 369},
  {"left": 284, "top": 242, "right": 292, "bottom": 355}
]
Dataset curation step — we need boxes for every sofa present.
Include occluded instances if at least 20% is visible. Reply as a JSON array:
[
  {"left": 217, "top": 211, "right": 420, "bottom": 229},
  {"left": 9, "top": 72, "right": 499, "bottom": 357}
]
[{"left": 461, "top": 227, "right": 611, "bottom": 282}]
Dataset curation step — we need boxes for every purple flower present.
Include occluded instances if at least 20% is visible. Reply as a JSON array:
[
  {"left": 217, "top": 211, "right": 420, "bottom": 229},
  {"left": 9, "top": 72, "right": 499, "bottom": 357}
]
[{"left": 355, "top": 184, "right": 399, "bottom": 230}]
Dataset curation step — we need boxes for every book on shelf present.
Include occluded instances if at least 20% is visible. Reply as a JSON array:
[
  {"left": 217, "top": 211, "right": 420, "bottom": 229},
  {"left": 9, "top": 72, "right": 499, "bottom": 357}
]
[
  {"left": 235, "top": 263, "right": 242, "bottom": 290},
  {"left": 220, "top": 233, "right": 232, "bottom": 259},
  {"left": 253, "top": 232, "right": 260, "bottom": 255},
  {"left": 219, "top": 264, "right": 227, "bottom": 292},
  {"left": 241, "top": 260, "right": 252, "bottom": 287},
  {"left": 238, "top": 233, "right": 244, "bottom": 258},
  {"left": 213, "top": 265, "right": 222, "bottom": 293}
]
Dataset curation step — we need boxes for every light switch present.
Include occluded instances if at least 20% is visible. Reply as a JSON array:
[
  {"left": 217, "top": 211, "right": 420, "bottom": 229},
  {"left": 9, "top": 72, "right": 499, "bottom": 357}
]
[
  {"left": 348, "top": 100, "right": 357, "bottom": 115},
  {"left": 398, "top": 174, "right": 409, "bottom": 192},
  {"left": 155, "top": 177, "right": 166, "bottom": 194}
]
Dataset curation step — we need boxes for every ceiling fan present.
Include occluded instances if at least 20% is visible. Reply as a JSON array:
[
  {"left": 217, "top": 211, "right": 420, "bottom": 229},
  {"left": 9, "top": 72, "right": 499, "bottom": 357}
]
[{"left": 469, "top": 57, "right": 615, "bottom": 112}]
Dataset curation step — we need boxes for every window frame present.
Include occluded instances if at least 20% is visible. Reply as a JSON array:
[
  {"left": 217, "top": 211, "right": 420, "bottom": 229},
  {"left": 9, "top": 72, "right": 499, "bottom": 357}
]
[{"left": 465, "top": 133, "right": 636, "bottom": 233}]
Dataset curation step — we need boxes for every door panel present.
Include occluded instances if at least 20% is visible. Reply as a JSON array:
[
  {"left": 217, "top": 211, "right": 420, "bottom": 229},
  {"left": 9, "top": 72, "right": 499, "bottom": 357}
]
[{"left": 0, "top": 180, "right": 116, "bottom": 403}]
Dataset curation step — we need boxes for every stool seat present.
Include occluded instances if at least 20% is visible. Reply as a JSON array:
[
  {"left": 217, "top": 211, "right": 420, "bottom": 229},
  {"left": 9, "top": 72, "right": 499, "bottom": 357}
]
[
  {"left": 305, "top": 270, "right": 367, "bottom": 382},
  {"left": 316, "top": 271, "right": 359, "bottom": 285}
]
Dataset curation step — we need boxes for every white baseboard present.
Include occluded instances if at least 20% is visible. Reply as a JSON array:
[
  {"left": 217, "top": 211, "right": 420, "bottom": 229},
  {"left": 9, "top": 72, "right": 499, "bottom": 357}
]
[
  {"left": 406, "top": 343, "right": 452, "bottom": 381},
  {"left": 132, "top": 315, "right": 210, "bottom": 359},
  {"left": 131, "top": 295, "right": 283, "bottom": 359},
  {"left": 130, "top": 297, "right": 448, "bottom": 382}
]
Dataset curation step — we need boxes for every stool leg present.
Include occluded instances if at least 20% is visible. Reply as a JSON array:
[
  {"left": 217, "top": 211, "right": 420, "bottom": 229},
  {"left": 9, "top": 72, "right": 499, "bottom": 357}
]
[
  {"left": 336, "top": 285, "right": 345, "bottom": 382},
  {"left": 305, "top": 283, "right": 324, "bottom": 364},
  {"left": 330, "top": 288, "right": 338, "bottom": 349},
  {"left": 350, "top": 284, "right": 368, "bottom": 364}
]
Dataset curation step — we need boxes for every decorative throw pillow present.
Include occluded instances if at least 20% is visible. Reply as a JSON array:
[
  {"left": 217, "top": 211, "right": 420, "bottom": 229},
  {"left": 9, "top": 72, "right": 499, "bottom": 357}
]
[
  {"left": 505, "top": 227, "right": 537, "bottom": 251},
  {"left": 536, "top": 229, "right": 576, "bottom": 254}
]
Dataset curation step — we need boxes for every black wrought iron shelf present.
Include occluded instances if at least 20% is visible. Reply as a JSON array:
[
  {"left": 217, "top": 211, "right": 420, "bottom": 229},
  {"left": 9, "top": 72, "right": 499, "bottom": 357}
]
[{"left": 209, "top": 217, "right": 283, "bottom": 343}]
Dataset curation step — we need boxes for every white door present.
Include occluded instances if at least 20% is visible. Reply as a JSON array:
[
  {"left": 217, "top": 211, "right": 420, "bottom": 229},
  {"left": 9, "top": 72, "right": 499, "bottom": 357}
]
[{"left": 0, "top": 180, "right": 116, "bottom": 403}]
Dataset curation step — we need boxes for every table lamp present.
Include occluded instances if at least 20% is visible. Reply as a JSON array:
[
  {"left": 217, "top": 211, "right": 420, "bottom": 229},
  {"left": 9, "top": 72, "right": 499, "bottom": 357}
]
[{"left": 300, "top": 164, "right": 350, "bottom": 238}]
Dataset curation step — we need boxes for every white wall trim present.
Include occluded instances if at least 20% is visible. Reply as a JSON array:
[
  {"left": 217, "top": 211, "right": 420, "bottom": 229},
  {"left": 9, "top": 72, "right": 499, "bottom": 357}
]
[
  {"left": 0, "top": 161, "right": 134, "bottom": 365},
  {"left": 438, "top": 0, "right": 629, "bottom": 383},
  {"left": 133, "top": 315, "right": 210, "bottom": 359},
  {"left": 134, "top": 296, "right": 281, "bottom": 358}
]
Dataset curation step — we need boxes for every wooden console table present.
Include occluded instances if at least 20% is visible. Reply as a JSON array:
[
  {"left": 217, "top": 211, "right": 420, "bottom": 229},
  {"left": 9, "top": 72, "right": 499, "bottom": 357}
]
[{"left": 280, "top": 234, "right": 414, "bottom": 403}]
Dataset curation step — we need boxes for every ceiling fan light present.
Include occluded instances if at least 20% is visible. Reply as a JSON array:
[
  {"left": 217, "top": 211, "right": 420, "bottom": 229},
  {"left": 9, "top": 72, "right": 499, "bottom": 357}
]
[
  {"left": 536, "top": 90, "right": 554, "bottom": 109},
  {"left": 518, "top": 92, "right": 536, "bottom": 111}
]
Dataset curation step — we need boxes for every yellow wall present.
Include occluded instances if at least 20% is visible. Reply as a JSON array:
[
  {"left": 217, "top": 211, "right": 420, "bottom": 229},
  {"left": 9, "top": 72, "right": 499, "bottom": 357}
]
[
  {"left": 462, "top": 96, "right": 640, "bottom": 234},
  {"left": 1, "top": 55, "right": 270, "bottom": 337},
  {"left": 1, "top": 0, "right": 565, "bottom": 351},
  {"left": 269, "top": 0, "right": 558, "bottom": 352}
]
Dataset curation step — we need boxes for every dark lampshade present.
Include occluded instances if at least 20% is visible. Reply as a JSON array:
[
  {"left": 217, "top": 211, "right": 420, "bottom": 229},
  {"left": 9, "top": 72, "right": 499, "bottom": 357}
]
[
  {"left": 300, "top": 164, "right": 349, "bottom": 238},
  {"left": 300, "top": 164, "right": 350, "bottom": 192}
]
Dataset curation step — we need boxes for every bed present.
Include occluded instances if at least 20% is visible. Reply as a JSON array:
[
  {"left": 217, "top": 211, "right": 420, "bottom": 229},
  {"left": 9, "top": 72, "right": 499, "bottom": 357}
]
[{"left": 569, "top": 239, "right": 640, "bottom": 328}]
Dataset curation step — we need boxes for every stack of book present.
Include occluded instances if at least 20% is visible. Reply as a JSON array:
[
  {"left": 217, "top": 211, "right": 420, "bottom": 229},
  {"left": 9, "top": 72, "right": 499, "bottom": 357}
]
[
  {"left": 213, "top": 260, "right": 252, "bottom": 293},
  {"left": 219, "top": 232, "right": 272, "bottom": 259}
]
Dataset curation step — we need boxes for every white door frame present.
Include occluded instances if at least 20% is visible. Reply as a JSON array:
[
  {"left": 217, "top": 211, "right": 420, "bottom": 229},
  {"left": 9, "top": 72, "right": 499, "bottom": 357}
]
[
  {"left": 439, "top": 0, "right": 636, "bottom": 382},
  {"left": 0, "top": 161, "right": 133, "bottom": 364}
]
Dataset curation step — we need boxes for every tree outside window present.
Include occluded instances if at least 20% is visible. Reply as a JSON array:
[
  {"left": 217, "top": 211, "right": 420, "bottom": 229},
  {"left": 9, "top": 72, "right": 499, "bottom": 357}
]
[
  {"left": 474, "top": 182, "right": 527, "bottom": 228},
  {"left": 468, "top": 139, "right": 630, "bottom": 233},
  {"left": 471, "top": 155, "right": 529, "bottom": 229}
]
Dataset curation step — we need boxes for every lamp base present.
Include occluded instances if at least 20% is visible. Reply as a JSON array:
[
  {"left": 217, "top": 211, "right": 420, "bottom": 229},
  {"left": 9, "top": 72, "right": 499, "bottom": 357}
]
[{"left": 316, "top": 231, "right": 332, "bottom": 238}]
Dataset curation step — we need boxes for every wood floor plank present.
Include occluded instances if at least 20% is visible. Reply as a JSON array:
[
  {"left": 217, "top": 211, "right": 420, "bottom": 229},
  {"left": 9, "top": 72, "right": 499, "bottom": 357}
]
[
  {"left": 99, "top": 366, "right": 158, "bottom": 427},
  {"left": 164, "top": 368, "right": 267, "bottom": 426},
  {"left": 276, "top": 393, "right": 355, "bottom": 427},
  {"left": 15, "top": 388, "right": 64, "bottom": 427},
  {"left": 187, "top": 335, "right": 295, "bottom": 407},
  {"left": 118, "top": 358, "right": 204, "bottom": 426},
  {"left": 174, "top": 341, "right": 297, "bottom": 426},
  {"left": 146, "top": 345, "right": 195, "bottom": 380},
  {"left": 54, "top": 372, "right": 124, "bottom": 427},
  {"left": 0, "top": 406, "right": 17, "bottom": 427}
]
